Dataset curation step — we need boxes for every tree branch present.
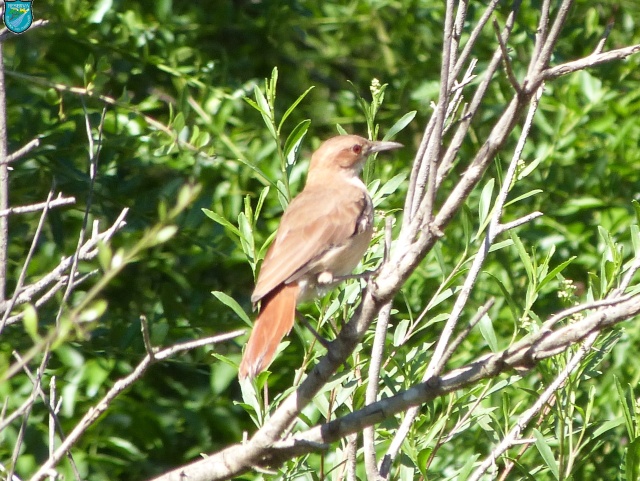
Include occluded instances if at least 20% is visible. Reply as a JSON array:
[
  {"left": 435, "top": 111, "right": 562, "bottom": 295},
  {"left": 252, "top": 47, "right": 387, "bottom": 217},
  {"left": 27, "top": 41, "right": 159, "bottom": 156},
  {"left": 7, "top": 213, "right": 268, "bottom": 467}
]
[{"left": 29, "top": 330, "right": 245, "bottom": 481}]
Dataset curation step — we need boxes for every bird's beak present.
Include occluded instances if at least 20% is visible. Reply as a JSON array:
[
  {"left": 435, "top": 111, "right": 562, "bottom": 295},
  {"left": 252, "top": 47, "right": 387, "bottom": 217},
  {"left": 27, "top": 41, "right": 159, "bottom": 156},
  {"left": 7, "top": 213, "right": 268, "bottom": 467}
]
[{"left": 367, "top": 140, "right": 404, "bottom": 154}]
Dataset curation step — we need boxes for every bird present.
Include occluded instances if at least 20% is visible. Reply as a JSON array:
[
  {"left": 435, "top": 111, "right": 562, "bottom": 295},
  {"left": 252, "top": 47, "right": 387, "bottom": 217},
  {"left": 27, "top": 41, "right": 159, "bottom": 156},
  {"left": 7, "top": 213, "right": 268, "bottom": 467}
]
[{"left": 238, "top": 134, "right": 403, "bottom": 379}]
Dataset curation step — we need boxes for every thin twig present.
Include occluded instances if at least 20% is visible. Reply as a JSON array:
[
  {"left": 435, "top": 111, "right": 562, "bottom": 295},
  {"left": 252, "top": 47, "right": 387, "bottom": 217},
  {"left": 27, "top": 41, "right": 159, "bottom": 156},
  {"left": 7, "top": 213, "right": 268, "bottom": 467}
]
[
  {"left": 6, "top": 138, "right": 40, "bottom": 163},
  {"left": 0, "top": 194, "right": 76, "bottom": 217},
  {"left": 543, "top": 44, "right": 640, "bottom": 80},
  {"left": 55, "top": 104, "right": 106, "bottom": 326},
  {"left": 363, "top": 301, "right": 392, "bottom": 481},
  {"left": 0, "top": 19, "right": 49, "bottom": 42},
  {"left": 0, "top": 209, "right": 128, "bottom": 318},
  {"left": 528, "top": 0, "right": 552, "bottom": 76},
  {"left": 436, "top": 299, "right": 495, "bottom": 374},
  {"left": 383, "top": 83, "right": 544, "bottom": 477},
  {"left": 526, "top": 0, "right": 574, "bottom": 86},
  {"left": 409, "top": 0, "right": 455, "bottom": 221},
  {"left": 345, "top": 433, "right": 358, "bottom": 481},
  {"left": 493, "top": 18, "right": 522, "bottom": 93},
  {"left": 466, "top": 332, "right": 598, "bottom": 481},
  {"left": 8, "top": 353, "right": 45, "bottom": 481},
  {"left": 0, "top": 42, "right": 8, "bottom": 299},
  {"left": 140, "top": 315, "right": 156, "bottom": 359},
  {"left": 0, "top": 188, "right": 56, "bottom": 335},
  {"left": 29, "top": 330, "right": 245, "bottom": 481},
  {"left": 451, "top": 0, "right": 501, "bottom": 83},
  {"left": 434, "top": 1, "right": 521, "bottom": 190}
]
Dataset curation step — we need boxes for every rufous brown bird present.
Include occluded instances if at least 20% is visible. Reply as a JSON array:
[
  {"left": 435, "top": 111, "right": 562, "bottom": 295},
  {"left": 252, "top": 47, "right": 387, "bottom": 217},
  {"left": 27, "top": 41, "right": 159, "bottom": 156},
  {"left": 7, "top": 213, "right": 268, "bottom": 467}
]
[{"left": 238, "top": 134, "right": 403, "bottom": 379}]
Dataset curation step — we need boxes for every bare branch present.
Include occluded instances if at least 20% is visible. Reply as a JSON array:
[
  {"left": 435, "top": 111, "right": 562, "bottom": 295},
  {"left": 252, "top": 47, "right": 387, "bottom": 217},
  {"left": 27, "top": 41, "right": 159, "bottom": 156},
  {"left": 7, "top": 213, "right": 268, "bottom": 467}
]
[
  {"left": 345, "top": 433, "right": 357, "bottom": 481},
  {"left": 434, "top": 2, "right": 521, "bottom": 192},
  {"left": 0, "top": 194, "right": 76, "bottom": 217},
  {"left": 29, "top": 330, "right": 245, "bottom": 481},
  {"left": 467, "top": 332, "right": 598, "bottom": 481},
  {"left": 382, "top": 84, "right": 545, "bottom": 473},
  {"left": 0, "top": 188, "right": 55, "bottom": 335},
  {"left": 0, "top": 208, "right": 128, "bottom": 319},
  {"left": 493, "top": 18, "right": 522, "bottom": 93},
  {"left": 0, "top": 42, "right": 9, "bottom": 299},
  {"left": 526, "top": 0, "right": 574, "bottom": 86},
  {"left": 6, "top": 138, "right": 40, "bottom": 163},
  {"left": 161, "top": 296, "right": 640, "bottom": 481},
  {"left": 0, "top": 19, "right": 49, "bottom": 42},
  {"left": 528, "top": 0, "right": 551, "bottom": 77},
  {"left": 497, "top": 211, "right": 544, "bottom": 234},
  {"left": 363, "top": 301, "right": 392, "bottom": 481},
  {"left": 543, "top": 44, "right": 640, "bottom": 80},
  {"left": 54, "top": 104, "right": 106, "bottom": 325}
]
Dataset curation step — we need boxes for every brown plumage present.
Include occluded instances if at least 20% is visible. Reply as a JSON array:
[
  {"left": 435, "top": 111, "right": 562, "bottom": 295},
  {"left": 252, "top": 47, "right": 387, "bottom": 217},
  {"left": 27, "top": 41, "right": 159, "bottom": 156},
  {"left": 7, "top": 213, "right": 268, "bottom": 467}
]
[{"left": 238, "top": 135, "right": 403, "bottom": 379}]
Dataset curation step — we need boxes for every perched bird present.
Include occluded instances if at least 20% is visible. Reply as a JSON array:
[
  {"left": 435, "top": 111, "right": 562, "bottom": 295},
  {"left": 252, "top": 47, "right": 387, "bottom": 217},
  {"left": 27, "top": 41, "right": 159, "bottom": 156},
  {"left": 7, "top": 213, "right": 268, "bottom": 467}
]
[{"left": 238, "top": 134, "right": 403, "bottom": 379}]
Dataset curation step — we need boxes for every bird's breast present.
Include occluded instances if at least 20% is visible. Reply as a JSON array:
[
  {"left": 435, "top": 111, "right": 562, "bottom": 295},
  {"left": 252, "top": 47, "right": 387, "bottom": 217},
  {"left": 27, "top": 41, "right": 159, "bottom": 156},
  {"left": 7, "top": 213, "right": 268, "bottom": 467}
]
[{"left": 297, "top": 192, "right": 373, "bottom": 301}]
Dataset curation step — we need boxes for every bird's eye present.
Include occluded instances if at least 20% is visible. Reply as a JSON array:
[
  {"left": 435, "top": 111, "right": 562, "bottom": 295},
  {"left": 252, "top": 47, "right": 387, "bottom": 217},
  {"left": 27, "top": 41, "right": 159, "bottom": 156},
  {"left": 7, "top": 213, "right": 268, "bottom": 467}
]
[{"left": 352, "top": 144, "right": 363, "bottom": 154}]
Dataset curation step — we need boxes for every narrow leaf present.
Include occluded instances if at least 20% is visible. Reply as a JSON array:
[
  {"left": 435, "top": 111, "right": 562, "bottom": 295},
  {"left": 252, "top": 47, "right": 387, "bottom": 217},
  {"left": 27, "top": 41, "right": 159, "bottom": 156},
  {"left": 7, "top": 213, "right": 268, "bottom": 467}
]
[
  {"left": 478, "top": 313, "right": 498, "bottom": 352},
  {"left": 478, "top": 178, "right": 495, "bottom": 228},
  {"left": 283, "top": 119, "right": 311, "bottom": 166},
  {"left": 23, "top": 305, "right": 39, "bottom": 341},
  {"left": 533, "top": 429, "right": 559, "bottom": 480},
  {"left": 279, "top": 86, "right": 315, "bottom": 133},
  {"left": 202, "top": 209, "right": 241, "bottom": 238},
  {"left": 212, "top": 291, "right": 251, "bottom": 326},
  {"left": 383, "top": 110, "right": 417, "bottom": 140},
  {"left": 539, "top": 256, "right": 577, "bottom": 290}
]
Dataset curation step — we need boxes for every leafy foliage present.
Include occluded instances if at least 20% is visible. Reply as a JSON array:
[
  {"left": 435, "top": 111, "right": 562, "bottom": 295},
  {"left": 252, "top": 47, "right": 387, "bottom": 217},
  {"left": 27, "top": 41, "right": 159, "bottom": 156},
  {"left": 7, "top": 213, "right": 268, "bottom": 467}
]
[{"left": 1, "top": 1, "right": 640, "bottom": 480}]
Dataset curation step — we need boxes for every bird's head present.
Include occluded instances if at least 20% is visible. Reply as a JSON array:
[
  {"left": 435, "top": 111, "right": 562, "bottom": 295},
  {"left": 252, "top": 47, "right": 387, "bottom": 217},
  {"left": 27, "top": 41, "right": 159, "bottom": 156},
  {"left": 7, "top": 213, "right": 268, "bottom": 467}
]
[{"left": 309, "top": 135, "right": 403, "bottom": 175}]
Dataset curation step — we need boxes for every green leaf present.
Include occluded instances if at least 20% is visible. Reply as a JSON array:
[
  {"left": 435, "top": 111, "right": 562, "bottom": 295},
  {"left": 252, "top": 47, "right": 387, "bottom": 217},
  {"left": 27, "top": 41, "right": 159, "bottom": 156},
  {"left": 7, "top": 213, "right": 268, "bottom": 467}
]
[
  {"left": 89, "top": 0, "right": 113, "bottom": 23},
  {"left": 254, "top": 186, "right": 270, "bottom": 222},
  {"left": 173, "top": 112, "right": 185, "bottom": 134},
  {"left": 22, "top": 304, "right": 39, "bottom": 341},
  {"left": 533, "top": 429, "right": 559, "bottom": 480},
  {"left": 154, "top": 225, "right": 178, "bottom": 244},
  {"left": 283, "top": 119, "right": 311, "bottom": 166},
  {"left": 371, "top": 172, "right": 407, "bottom": 207},
  {"left": 383, "top": 110, "right": 417, "bottom": 140},
  {"left": 632, "top": 200, "right": 640, "bottom": 225},
  {"left": 212, "top": 291, "right": 251, "bottom": 326},
  {"left": 393, "top": 319, "right": 410, "bottom": 347},
  {"left": 631, "top": 224, "right": 640, "bottom": 258},
  {"left": 202, "top": 209, "right": 241, "bottom": 238},
  {"left": 238, "top": 376, "right": 263, "bottom": 426},
  {"left": 477, "top": 178, "right": 495, "bottom": 236},
  {"left": 457, "top": 453, "right": 480, "bottom": 481},
  {"left": 267, "top": 66, "right": 278, "bottom": 110},
  {"left": 616, "top": 376, "right": 636, "bottom": 439},
  {"left": 276, "top": 179, "right": 289, "bottom": 208},
  {"left": 251, "top": 84, "right": 277, "bottom": 139},
  {"left": 510, "top": 232, "right": 534, "bottom": 283},
  {"left": 487, "top": 272, "right": 520, "bottom": 321},
  {"left": 478, "top": 313, "right": 498, "bottom": 352},
  {"left": 517, "top": 157, "right": 544, "bottom": 180},
  {"left": 539, "top": 256, "right": 577, "bottom": 290},
  {"left": 237, "top": 212, "right": 255, "bottom": 264},
  {"left": 504, "top": 189, "right": 543, "bottom": 207},
  {"left": 279, "top": 86, "right": 315, "bottom": 133},
  {"left": 97, "top": 241, "right": 112, "bottom": 272},
  {"left": 79, "top": 300, "right": 108, "bottom": 323},
  {"left": 626, "top": 438, "right": 640, "bottom": 481}
]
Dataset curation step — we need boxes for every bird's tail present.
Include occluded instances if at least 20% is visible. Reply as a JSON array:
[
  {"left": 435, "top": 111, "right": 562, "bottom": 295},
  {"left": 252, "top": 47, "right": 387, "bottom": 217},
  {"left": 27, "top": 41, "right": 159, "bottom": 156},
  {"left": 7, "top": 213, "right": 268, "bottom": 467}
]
[{"left": 239, "top": 283, "right": 299, "bottom": 379}]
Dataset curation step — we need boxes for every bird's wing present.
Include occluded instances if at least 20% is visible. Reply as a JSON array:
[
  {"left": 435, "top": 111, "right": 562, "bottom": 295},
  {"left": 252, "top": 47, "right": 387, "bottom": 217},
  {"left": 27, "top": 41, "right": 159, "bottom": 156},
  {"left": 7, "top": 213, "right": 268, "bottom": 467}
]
[{"left": 251, "top": 184, "right": 368, "bottom": 303}]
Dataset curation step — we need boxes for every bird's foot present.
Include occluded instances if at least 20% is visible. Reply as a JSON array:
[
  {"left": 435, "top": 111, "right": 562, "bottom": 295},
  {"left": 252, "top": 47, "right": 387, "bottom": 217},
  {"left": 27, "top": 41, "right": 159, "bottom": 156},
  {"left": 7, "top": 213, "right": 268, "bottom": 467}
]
[{"left": 331, "top": 268, "right": 379, "bottom": 284}]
